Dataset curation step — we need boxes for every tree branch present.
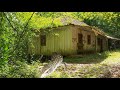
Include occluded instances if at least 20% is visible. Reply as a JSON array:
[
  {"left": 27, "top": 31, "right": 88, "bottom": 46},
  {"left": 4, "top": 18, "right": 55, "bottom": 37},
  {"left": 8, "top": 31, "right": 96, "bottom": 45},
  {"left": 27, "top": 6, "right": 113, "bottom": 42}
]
[
  {"left": 3, "top": 12, "right": 17, "bottom": 31},
  {"left": 5, "top": 12, "right": 35, "bottom": 58},
  {"left": 19, "top": 12, "right": 35, "bottom": 39},
  {"left": 12, "top": 12, "right": 35, "bottom": 54}
]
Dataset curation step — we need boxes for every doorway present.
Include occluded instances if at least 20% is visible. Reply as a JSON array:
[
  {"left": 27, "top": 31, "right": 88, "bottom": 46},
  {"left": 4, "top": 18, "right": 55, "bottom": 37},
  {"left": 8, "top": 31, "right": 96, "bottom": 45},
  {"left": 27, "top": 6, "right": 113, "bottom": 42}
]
[
  {"left": 77, "top": 33, "right": 83, "bottom": 53},
  {"left": 100, "top": 39, "right": 103, "bottom": 52}
]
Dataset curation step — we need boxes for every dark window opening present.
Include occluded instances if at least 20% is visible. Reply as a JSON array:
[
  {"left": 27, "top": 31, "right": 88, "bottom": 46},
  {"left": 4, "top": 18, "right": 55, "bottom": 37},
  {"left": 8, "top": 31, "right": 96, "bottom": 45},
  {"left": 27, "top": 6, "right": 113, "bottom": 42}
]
[
  {"left": 97, "top": 38, "right": 101, "bottom": 46},
  {"left": 78, "top": 33, "right": 83, "bottom": 44},
  {"left": 40, "top": 35, "right": 46, "bottom": 46},
  {"left": 87, "top": 35, "right": 91, "bottom": 45}
]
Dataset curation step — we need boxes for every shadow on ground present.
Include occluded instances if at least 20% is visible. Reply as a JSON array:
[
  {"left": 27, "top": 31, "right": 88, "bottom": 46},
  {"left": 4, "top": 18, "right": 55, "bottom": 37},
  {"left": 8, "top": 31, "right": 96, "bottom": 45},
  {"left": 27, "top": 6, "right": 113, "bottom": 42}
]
[{"left": 64, "top": 52, "right": 110, "bottom": 64}]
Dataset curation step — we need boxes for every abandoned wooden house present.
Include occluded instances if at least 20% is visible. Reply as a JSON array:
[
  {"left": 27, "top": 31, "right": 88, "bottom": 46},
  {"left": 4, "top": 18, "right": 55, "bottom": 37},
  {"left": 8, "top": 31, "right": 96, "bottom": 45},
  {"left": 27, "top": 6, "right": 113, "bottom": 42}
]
[{"left": 28, "top": 18, "right": 110, "bottom": 56}]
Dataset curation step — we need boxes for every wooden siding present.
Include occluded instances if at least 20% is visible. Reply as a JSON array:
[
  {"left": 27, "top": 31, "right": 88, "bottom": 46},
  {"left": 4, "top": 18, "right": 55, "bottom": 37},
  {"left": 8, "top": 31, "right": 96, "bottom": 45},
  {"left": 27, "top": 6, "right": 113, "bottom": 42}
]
[{"left": 29, "top": 26, "right": 73, "bottom": 55}]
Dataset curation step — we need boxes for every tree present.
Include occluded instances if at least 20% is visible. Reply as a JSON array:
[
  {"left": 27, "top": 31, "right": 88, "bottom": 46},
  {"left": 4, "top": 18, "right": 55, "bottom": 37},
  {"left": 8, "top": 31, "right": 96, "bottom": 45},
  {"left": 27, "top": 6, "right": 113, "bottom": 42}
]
[
  {"left": 73, "top": 12, "right": 120, "bottom": 38},
  {"left": 1, "top": 12, "right": 120, "bottom": 66}
]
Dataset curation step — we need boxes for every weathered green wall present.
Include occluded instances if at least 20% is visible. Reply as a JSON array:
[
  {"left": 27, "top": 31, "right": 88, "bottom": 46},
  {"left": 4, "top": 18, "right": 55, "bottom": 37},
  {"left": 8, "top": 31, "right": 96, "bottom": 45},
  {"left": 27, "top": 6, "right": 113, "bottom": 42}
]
[{"left": 29, "top": 26, "right": 74, "bottom": 55}]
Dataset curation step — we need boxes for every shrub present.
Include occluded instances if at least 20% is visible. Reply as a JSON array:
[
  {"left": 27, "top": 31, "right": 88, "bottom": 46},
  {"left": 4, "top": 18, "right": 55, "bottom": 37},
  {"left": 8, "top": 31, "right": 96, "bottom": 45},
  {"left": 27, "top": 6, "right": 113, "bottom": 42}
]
[{"left": 0, "top": 60, "right": 42, "bottom": 78}]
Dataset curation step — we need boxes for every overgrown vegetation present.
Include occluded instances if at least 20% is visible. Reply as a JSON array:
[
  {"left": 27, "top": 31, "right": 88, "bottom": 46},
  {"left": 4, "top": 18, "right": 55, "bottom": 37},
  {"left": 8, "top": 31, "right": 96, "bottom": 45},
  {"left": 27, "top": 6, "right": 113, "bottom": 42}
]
[
  {"left": 64, "top": 52, "right": 109, "bottom": 64},
  {"left": 74, "top": 12, "right": 120, "bottom": 38},
  {"left": 0, "top": 60, "right": 42, "bottom": 78},
  {"left": 0, "top": 12, "right": 120, "bottom": 78},
  {"left": 46, "top": 50, "right": 120, "bottom": 78}
]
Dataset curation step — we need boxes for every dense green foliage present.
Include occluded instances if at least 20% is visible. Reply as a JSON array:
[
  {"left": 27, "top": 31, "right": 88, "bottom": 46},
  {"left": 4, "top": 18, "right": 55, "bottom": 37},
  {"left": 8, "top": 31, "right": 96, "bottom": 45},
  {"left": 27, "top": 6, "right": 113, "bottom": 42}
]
[
  {"left": 0, "top": 60, "right": 42, "bottom": 78},
  {"left": 74, "top": 12, "right": 120, "bottom": 38},
  {"left": 0, "top": 12, "right": 35, "bottom": 65},
  {"left": 0, "top": 12, "right": 120, "bottom": 78}
]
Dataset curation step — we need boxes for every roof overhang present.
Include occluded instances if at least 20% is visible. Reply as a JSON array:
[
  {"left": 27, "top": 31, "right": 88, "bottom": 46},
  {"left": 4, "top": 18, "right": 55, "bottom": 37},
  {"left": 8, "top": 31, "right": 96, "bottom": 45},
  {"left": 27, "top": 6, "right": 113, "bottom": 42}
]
[{"left": 105, "top": 35, "right": 120, "bottom": 40}]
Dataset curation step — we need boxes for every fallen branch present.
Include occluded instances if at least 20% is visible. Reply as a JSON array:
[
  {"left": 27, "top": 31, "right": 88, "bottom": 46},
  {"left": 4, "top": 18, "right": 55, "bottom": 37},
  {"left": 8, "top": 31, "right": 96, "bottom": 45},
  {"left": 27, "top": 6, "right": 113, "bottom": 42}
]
[{"left": 40, "top": 53, "right": 66, "bottom": 78}]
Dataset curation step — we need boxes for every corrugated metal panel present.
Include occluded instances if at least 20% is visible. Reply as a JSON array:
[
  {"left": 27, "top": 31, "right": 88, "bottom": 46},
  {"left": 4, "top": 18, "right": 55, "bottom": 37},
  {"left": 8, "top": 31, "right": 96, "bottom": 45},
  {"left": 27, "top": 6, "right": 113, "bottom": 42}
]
[{"left": 38, "top": 26, "right": 73, "bottom": 55}]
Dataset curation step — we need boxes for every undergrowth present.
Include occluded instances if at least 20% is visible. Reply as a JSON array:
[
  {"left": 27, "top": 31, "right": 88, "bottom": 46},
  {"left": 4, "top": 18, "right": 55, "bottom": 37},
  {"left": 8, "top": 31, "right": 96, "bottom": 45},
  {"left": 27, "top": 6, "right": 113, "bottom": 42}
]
[
  {"left": 0, "top": 50, "right": 120, "bottom": 78},
  {"left": 0, "top": 60, "right": 42, "bottom": 78}
]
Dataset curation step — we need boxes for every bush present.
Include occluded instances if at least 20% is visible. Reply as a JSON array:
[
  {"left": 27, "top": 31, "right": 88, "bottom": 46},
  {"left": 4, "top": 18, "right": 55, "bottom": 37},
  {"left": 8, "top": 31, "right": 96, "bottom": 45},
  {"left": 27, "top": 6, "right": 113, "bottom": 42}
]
[{"left": 0, "top": 60, "right": 42, "bottom": 78}]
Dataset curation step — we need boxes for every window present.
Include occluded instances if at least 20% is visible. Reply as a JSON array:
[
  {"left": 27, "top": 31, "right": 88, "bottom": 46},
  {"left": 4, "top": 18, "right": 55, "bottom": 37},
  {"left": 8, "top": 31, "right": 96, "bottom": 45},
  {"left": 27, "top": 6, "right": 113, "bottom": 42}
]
[
  {"left": 97, "top": 38, "right": 101, "bottom": 46},
  {"left": 87, "top": 35, "right": 91, "bottom": 45},
  {"left": 78, "top": 33, "right": 83, "bottom": 44},
  {"left": 40, "top": 35, "right": 46, "bottom": 46}
]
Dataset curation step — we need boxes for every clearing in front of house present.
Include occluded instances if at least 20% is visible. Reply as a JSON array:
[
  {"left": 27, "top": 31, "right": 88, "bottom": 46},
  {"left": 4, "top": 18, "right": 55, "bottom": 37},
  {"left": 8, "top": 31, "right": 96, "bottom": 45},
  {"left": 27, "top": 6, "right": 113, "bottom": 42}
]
[{"left": 44, "top": 50, "right": 120, "bottom": 78}]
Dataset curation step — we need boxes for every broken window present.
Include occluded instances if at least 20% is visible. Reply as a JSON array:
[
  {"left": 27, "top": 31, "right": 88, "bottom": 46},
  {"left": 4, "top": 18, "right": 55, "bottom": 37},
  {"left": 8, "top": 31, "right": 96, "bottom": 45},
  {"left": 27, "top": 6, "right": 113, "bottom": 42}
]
[
  {"left": 40, "top": 35, "right": 46, "bottom": 46},
  {"left": 87, "top": 35, "right": 91, "bottom": 45}
]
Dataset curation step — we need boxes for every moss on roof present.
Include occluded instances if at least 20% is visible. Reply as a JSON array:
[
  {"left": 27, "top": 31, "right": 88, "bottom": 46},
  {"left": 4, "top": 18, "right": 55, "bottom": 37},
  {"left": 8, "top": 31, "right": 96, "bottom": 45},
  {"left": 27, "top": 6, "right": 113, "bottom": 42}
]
[
  {"left": 31, "top": 16, "right": 88, "bottom": 30},
  {"left": 60, "top": 17, "right": 88, "bottom": 26},
  {"left": 32, "top": 16, "right": 120, "bottom": 40}
]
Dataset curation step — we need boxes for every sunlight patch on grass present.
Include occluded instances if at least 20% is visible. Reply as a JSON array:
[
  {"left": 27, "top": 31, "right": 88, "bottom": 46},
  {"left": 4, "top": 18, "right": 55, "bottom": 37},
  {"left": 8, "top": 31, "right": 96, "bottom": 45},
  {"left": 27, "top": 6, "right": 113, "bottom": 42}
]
[
  {"left": 53, "top": 50, "right": 120, "bottom": 78},
  {"left": 40, "top": 50, "right": 120, "bottom": 78},
  {"left": 64, "top": 50, "right": 120, "bottom": 64},
  {"left": 101, "top": 51, "right": 120, "bottom": 65}
]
